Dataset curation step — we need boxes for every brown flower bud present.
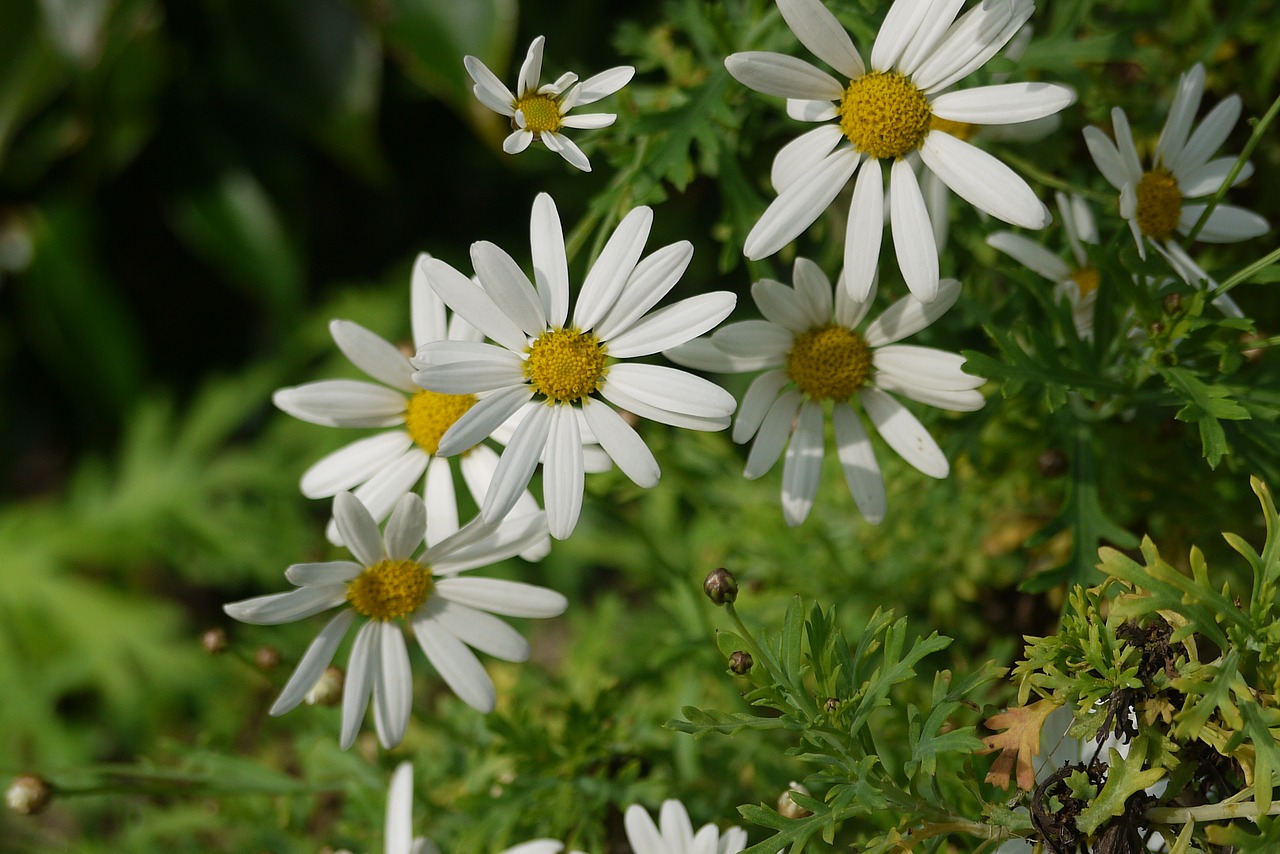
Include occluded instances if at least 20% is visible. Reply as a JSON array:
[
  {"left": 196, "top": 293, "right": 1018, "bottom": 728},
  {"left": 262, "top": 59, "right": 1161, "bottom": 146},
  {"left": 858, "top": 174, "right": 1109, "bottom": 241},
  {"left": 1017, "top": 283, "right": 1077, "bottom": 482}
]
[
  {"left": 200, "top": 627, "right": 229, "bottom": 655},
  {"left": 305, "top": 666, "right": 344, "bottom": 707},
  {"left": 728, "top": 651, "right": 753, "bottom": 675},
  {"left": 6, "top": 775, "right": 51, "bottom": 815},
  {"left": 253, "top": 645, "right": 281, "bottom": 670},
  {"left": 1037, "top": 448, "right": 1067, "bottom": 479},
  {"left": 703, "top": 568, "right": 738, "bottom": 605}
]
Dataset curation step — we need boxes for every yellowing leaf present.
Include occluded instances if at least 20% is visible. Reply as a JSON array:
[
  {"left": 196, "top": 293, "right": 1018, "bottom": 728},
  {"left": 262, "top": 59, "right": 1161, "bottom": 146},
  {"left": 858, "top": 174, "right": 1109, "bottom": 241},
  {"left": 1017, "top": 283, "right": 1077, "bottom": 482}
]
[{"left": 981, "top": 699, "right": 1062, "bottom": 790}]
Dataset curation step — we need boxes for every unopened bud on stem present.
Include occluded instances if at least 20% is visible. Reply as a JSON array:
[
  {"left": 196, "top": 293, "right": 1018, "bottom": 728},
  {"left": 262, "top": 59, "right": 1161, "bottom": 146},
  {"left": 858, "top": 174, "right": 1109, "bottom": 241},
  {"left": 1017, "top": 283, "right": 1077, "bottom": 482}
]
[{"left": 703, "top": 567, "right": 738, "bottom": 605}]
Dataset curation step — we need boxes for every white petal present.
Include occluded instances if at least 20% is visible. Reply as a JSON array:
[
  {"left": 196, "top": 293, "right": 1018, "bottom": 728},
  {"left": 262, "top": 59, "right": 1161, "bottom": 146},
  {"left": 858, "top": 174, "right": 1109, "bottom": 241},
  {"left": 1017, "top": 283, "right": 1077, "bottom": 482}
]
[
  {"left": 744, "top": 148, "right": 861, "bottom": 260},
  {"left": 844, "top": 157, "right": 884, "bottom": 302},
  {"left": 714, "top": 319, "right": 794, "bottom": 361},
  {"left": 1154, "top": 63, "right": 1204, "bottom": 171},
  {"left": 1179, "top": 157, "right": 1254, "bottom": 198},
  {"left": 412, "top": 616, "right": 495, "bottom": 713},
  {"left": 423, "top": 455, "right": 459, "bottom": 548},
  {"left": 419, "top": 598, "right": 529, "bottom": 662},
  {"left": 786, "top": 98, "right": 838, "bottom": 122},
  {"left": 300, "top": 432, "right": 413, "bottom": 498},
  {"left": 832, "top": 403, "right": 885, "bottom": 523},
  {"left": 771, "top": 125, "right": 844, "bottom": 194},
  {"left": 334, "top": 490, "right": 387, "bottom": 565},
  {"left": 872, "top": 0, "right": 931, "bottom": 72},
  {"left": 599, "top": 382, "right": 731, "bottom": 433},
  {"left": 889, "top": 158, "right": 939, "bottom": 302},
  {"left": 575, "top": 206, "right": 654, "bottom": 330},
  {"left": 985, "top": 232, "right": 1071, "bottom": 282},
  {"left": 530, "top": 193, "right": 570, "bottom": 327},
  {"left": 924, "top": 167, "right": 950, "bottom": 251},
  {"left": 897, "top": 0, "right": 968, "bottom": 74},
  {"left": 781, "top": 400, "right": 824, "bottom": 526},
  {"left": 752, "top": 278, "right": 815, "bottom": 333},
  {"left": 733, "top": 369, "right": 790, "bottom": 444},
  {"left": 411, "top": 253, "right": 447, "bottom": 346},
  {"left": 413, "top": 341, "right": 527, "bottom": 394},
  {"left": 434, "top": 577, "right": 568, "bottom": 618},
  {"left": 930, "top": 82, "right": 1076, "bottom": 125},
  {"left": 224, "top": 584, "right": 348, "bottom": 626},
  {"left": 834, "top": 266, "right": 877, "bottom": 328},
  {"left": 664, "top": 338, "right": 777, "bottom": 373},
  {"left": 604, "top": 363, "right": 737, "bottom": 419},
  {"left": 605, "top": 292, "right": 737, "bottom": 358},
  {"left": 744, "top": 389, "right": 802, "bottom": 478},
  {"left": 571, "top": 66, "right": 635, "bottom": 105},
  {"left": 873, "top": 372, "right": 986, "bottom": 410},
  {"left": 919, "top": 131, "right": 1048, "bottom": 228},
  {"left": 625, "top": 805, "right": 663, "bottom": 854},
  {"left": 273, "top": 381, "right": 406, "bottom": 428},
  {"left": 517, "top": 36, "right": 544, "bottom": 95},
  {"left": 718, "top": 827, "right": 749, "bottom": 854},
  {"left": 285, "top": 561, "right": 363, "bottom": 586},
  {"left": 481, "top": 403, "right": 552, "bottom": 524},
  {"left": 596, "top": 241, "right": 695, "bottom": 341},
  {"left": 463, "top": 55, "right": 516, "bottom": 116},
  {"left": 1110, "top": 108, "right": 1145, "bottom": 187},
  {"left": 437, "top": 385, "right": 533, "bottom": 457},
  {"left": 374, "top": 622, "right": 412, "bottom": 748},
  {"left": 1172, "top": 95, "right": 1241, "bottom": 179},
  {"left": 561, "top": 111, "right": 616, "bottom": 130},
  {"left": 723, "top": 52, "right": 845, "bottom": 100},
  {"left": 471, "top": 241, "right": 547, "bottom": 336},
  {"left": 862, "top": 277, "right": 960, "bottom": 346},
  {"left": 386, "top": 763, "right": 415, "bottom": 854},
  {"left": 503, "top": 130, "right": 534, "bottom": 156},
  {"left": 860, "top": 387, "right": 948, "bottom": 477},
  {"left": 874, "top": 344, "right": 985, "bottom": 390},
  {"left": 777, "top": 0, "right": 865, "bottom": 78},
  {"left": 542, "top": 131, "right": 592, "bottom": 172},
  {"left": 1181, "top": 204, "right": 1269, "bottom": 243},
  {"left": 423, "top": 258, "right": 530, "bottom": 352},
  {"left": 430, "top": 511, "right": 549, "bottom": 573},
  {"left": 912, "top": 0, "right": 1033, "bottom": 93},
  {"left": 1083, "top": 125, "right": 1131, "bottom": 191},
  {"left": 543, "top": 405, "right": 585, "bottom": 540},
  {"left": 384, "top": 493, "right": 427, "bottom": 559},
  {"left": 330, "top": 320, "right": 416, "bottom": 392},
  {"left": 659, "top": 801, "right": 694, "bottom": 850},
  {"left": 270, "top": 609, "right": 357, "bottom": 715},
  {"left": 340, "top": 619, "right": 378, "bottom": 749},
  {"left": 333, "top": 450, "right": 430, "bottom": 542},
  {"left": 581, "top": 397, "right": 660, "bottom": 488},
  {"left": 791, "top": 256, "right": 834, "bottom": 323}
]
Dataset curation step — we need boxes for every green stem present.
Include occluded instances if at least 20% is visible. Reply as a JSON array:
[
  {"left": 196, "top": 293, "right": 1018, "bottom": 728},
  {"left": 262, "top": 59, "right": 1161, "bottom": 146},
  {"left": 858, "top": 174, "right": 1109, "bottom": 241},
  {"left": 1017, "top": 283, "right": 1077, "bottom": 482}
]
[
  {"left": 1185, "top": 90, "right": 1280, "bottom": 243},
  {"left": 723, "top": 601, "right": 823, "bottom": 720},
  {"left": 1146, "top": 799, "right": 1280, "bottom": 824},
  {"left": 1208, "top": 244, "right": 1280, "bottom": 303}
]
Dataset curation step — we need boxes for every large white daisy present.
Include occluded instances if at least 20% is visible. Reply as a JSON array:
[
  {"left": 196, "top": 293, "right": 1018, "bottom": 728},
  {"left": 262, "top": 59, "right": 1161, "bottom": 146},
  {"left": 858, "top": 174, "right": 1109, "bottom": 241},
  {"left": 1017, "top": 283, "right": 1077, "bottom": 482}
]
[
  {"left": 1084, "top": 63, "right": 1269, "bottom": 257},
  {"left": 724, "top": 0, "right": 1073, "bottom": 302},
  {"left": 668, "top": 258, "right": 984, "bottom": 526},
  {"left": 465, "top": 36, "right": 635, "bottom": 172},
  {"left": 223, "top": 492, "right": 564, "bottom": 749},
  {"left": 272, "top": 253, "right": 547, "bottom": 556},
  {"left": 412, "top": 193, "right": 737, "bottom": 540}
]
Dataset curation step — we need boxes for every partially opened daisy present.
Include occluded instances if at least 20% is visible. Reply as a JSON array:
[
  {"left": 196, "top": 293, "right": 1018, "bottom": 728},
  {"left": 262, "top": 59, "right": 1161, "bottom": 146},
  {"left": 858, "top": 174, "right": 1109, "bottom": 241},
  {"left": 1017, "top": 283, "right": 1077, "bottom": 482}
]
[
  {"left": 987, "top": 192, "right": 1100, "bottom": 338},
  {"left": 224, "top": 492, "right": 564, "bottom": 749},
  {"left": 668, "top": 259, "right": 984, "bottom": 526},
  {"left": 464, "top": 36, "right": 635, "bottom": 172},
  {"left": 623, "top": 800, "right": 749, "bottom": 854},
  {"left": 1084, "top": 63, "right": 1269, "bottom": 257},
  {"left": 412, "top": 193, "right": 737, "bottom": 540},
  {"left": 725, "top": 0, "right": 1073, "bottom": 302},
  {"left": 273, "top": 254, "right": 547, "bottom": 557}
]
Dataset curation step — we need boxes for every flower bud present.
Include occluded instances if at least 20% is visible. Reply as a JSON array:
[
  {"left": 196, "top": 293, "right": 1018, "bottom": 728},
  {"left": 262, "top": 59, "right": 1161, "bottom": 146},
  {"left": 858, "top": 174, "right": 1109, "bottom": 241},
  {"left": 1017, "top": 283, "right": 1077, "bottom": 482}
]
[
  {"left": 305, "top": 666, "right": 344, "bottom": 707},
  {"left": 200, "top": 627, "right": 228, "bottom": 655},
  {"left": 253, "top": 645, "right": 281, "bottom": 671},
  {"left": 703, "top": 567, "right": 738, "bottom": 605},
  {"left": 728, "top": 651, "right": 753, "bottom": 675},
  {"left": 6, "top": 775, "right": 51, "bottom": 815},
  {"left": 776, "top": 781, "right": 812, "bottom": 819}
]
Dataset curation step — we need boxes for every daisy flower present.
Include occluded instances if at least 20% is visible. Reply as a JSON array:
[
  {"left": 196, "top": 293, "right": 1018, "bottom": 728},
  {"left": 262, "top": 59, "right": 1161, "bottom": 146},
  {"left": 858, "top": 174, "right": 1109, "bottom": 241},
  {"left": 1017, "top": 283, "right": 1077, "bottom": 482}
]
[
  {"left": 724, "top": 0, "right": 1073, "bottom": 302},
  {"left": 623, "top": 800, "right": 749, "bottom": 854},
  {"left": 223, "top": 492, "right": 564, "bottom": 749},
  {"left": 1084, "top": 63, "right": 1269, "bottom": 257},
  {"left": 272, "top": 254, "right": 548, "bottom": 556},
  {"left": 464, "top": 36, "right": 635, "bottom": 172},
  {"left": 987, "top": 192, "right": 1100, "bottom": 337},
  {"left": 668, "top": 258, "right": 984, "bottom": 526},
  {"left": 412, "top": 193, "right": 737, "bottom": 540}
]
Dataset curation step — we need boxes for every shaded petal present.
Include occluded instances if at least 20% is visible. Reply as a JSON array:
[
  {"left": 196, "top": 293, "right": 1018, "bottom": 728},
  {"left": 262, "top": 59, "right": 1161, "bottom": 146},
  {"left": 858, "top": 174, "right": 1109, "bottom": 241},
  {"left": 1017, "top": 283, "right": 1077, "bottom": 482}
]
[
  {"left": 429, "top": 511, "right": 549, "bottom": 573},
  {"left": 714, "top": 319, "right": 793, "bottom": 361},
  {"left": 437, "top": 385, "right": 534, "bottom": 457},
  {"left": 1173, "top": 95, "right": 1242, "bottom": 179},
  {"left": 986, "top": 232, "right": 1071, "bottom": 282},
  {"left": 862, "top": 277, "right": 961, "bottom": 346},
  {"left": 575, "top": 206, "right": 654, "bottom": 330},
  {"left": 330, "top": 449, "right": 430, "bottom": 543},
  {"left": 517, "top": 36, "right": 544, "bottom": 95},
  {"left": 1179, "top": 157, "right": 1254, "bottom": 198},
  {"left": 844, "top": 157, "right": 884, "bottom": 302},
  {"left": 503, "top": 129, "right": 534, "bottom": 154},
  {"left": 434, "top": 576, "right": 568, "bottom": 618},
  {"left": 860, "top": 387, "right": 948, "bottom": 477},
  {"left": 334, "top": 490, "right": 387, "bottom": 565},
  {"left": 930, "top": 82, "right": 1075, "bottom": 125},
  {"left": 340, "top": 619, "right": 378, "bottom": 749},
  {"left": 481, "top": 403, "right": 553, "bottom": 523},
  {"left": 571, "top": 66, "right": 635, "bottom": 105},
  {"left": 781, "top": 400, "right": 824, "bottom": 526},
  {"left": 374, "top": 622, "right": 412, "bottom": 748},
  {"left": 1154, "top": 63, "right": 1204, "bottom": 171},
  {"left": 530, "top": 193, "right": 570, "bottom": 327},
  {"left": 889, "top": 158, "right": 939, "bottom": 302},
  {"left": 300, "top": 432, "right": 413, "bottom": 498},
  {"left": 418, "top": 598, "right": 529, "bottom": 662},
  {"left": 919, "top": 131, "right": 1048, "bottom": 228},
  {"left": 772, "top": 125, "right": 844, "bottom": 194},
  {"left": 386, "top": 762, "right": 415, "bottom": 854},
  {"left": 792, "top": 256, "right": 833, "bottom": 323},
  {"left": 471, "top": 240, "right": 547, "bottom": 336},
  {"left": 463, "top": 55, "right": 516, "bottom": 116},
  {"left": 270, "top": 609, "right": 357, "bottom": 715},
  {"left": 411, "top": 252, "right": 447, "bottom": 346},
  {"left": 834, "top": 266, "right": 877, "bottom": 329},
  {"left": 331, "top": 320, "right": 416, "bottom": 392},
  {"left": 542, "top": 131, "right": 592, "bottom": 172},
  {"left": 724, "top": 52, "right": 844, "bottom": 100},
  {"left": 664, "top": 338, "right": 778, "bottom": 373},
  {"left": 543, "top": 405, "right": 585, "bottom": 540},
  {"left": 285, "top": 561, "right": 363, "bottom": 586},
  {"left": 224, "top": 584, "right": 348, "bottom": 626},
  {"left": 745, "top": 148, "right": 861, "bottom": 260},
  {"left": 412, "top": 615, "right": 495, "bottom": 713},
  {"left": 413, "top": 341, "right": 527, "bottom": 394},
  {"left": 606, "top": 292, "right": 737, "bottom": 357},
  {"left": 787, "top": 98, "right": 838, "bottom": 122},
  {"left": 897, "top": 0, "right": 968, "bottom": 74},
  {"left": 874, "top": 345, "right": 986, "bottom": 390},
  {"left": 582, "top": 397, "right": 660, "bottom": 488},
  {"left": 872, "top": 0, "right": 932, "bottom": 72},
  {"left": 912, "top": 0, "right": 1033, "bottom": 93},
  {"left": 1083, "top": 125, "right": 1131, "bottom": 191},
  {"left": 777, "top": 0, "right": 865, "bottom": 79},
  {"left": 596, "top": 241, "right": 695, "bottom": 341},
  {"left": 734, "top": 369, "right": 791, "bottom": 444},
  {"left": 274, "top": 380, "right": 406, "bottom": 428},
  {"left": 874, "top": 372, "right": 986, "bottom": 410},
  {"left": 423, "top": 454, "right": 459, "bottom": 548},
  {"left": 1110, "top": 108, "right": 1145, "bottom": 187},
  {"left": 744, "top": 389, "right": 802, "bottom": 478},
  {"left": 1181, "top": 204, "right": 1269, "bottom": 242},
  {"left": 423, "top": 258, "right": 530, "bottom": 352},
  {"left": 832, "top": 403, "right": 885, "bottom": 523},
  {"left": 384, "top": 493, "right": 426, "bottom": 560},
  {"left": 752, "top": 278, "right": 816, "bottom": 333}
]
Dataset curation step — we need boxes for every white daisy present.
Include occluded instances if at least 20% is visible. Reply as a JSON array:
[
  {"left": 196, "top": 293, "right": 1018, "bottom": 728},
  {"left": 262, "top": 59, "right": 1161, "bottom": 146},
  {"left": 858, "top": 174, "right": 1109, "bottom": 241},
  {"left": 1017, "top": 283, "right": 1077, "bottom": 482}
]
[
  {"left": 724, "top": 0, "right": 1073, "bottom": 302},
  {"left": 623, "top": 800, "right": 749, "bottom": 854},
  {"left": 412, "top": 193, "right": 737, "bottom": 540},
  {"left": 464, "top": 36, "right": 635, "bottom": 172},
  {"left": 668, "top": 258, "right": 984, "bottom": 526},
  {"left": 223, "top": 492, "right": 564, "bottom": 749},
  {"left": 987, "top": 192, "right": 1100, "bottom": 338},
  {"left": 272, "top": 253, "right": 548, "bottom": 557},
  {"left": 1084, "top": 63, "right": 1269, "bottom": 257}
]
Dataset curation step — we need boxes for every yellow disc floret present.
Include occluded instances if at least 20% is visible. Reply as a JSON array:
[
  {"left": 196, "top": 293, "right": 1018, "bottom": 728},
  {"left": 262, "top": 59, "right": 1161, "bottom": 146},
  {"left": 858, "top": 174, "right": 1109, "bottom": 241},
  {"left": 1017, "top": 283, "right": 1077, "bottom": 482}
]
[
  {"left": 1135, "top": 168, "right": 1182, "bottom": 240},
  {"left": 1069, "top": 266, "right": 1100, "bottom": 298},
  {"left": 405, "top": 389, "right": 477, "bottom": 455},
  {"left": 930, "top": 115, "right": 976, "bottom": 142},
  {"left": 524, "top": 327, "right": 608, "bottom": 403},
  {"left": 347, "top": 559, "right": 434, "bottom": 621},
  {"left": 515, "top": 93, "right": 563, "bottom": 134},
  {"left": 787, "top": 325, "right": 872, "bottom": 401},
  {"left": 838, "top": 72, "right": 933, "bottom": 160}
]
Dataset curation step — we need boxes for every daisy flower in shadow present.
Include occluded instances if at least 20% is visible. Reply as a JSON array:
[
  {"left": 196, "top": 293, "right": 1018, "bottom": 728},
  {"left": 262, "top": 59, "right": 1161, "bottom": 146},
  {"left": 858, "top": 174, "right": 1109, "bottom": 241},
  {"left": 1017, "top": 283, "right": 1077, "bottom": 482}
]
[
  {"left": 668, "top": 258, "right": 984, "bottom": 526},
  {"left": 1084, "top": 63, "right": 1269, "bottom": 258},
  {"left": 272, "top": 254, "right": 548, "bottom": 558},
  {"left": 224, "top": 492, "right": 564, "bottom": 749},
  {"left": 465, "top": 36, "right": 635, "bottom": 172},
  {"left": 412, "top": 193, "right": 737, "bottom": 540},
  {"left": 724, "top": 0, "right": 1073, "bottom": 302}
]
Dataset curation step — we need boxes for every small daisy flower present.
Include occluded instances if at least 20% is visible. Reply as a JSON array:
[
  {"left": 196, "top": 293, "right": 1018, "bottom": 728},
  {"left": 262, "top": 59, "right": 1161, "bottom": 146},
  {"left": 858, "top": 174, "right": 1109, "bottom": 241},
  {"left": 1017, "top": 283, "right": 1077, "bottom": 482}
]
[
  {"left": 412, "top": 193, "right": 737, "bottom": 540},
  {"left": 464, "top": 36, "right": 635, "bottom": 172},
  {"left": 273, "top": 254, "right": 547, "bottom": 557},
  {"left": 224, "top": 492, "right": 564, "bottom": 749},
  {"left": 987, "top": 192, "right": 1100, "bottom": 337},
  {"left": 1084, "top": 63, "right": 1269, "bottom": 257},
  {"left": 623, "top": 800, "right": 749, "bottom": 854},
  {"left": 725, "top": 0, "right": 1073, "bottom": 302},
  {"left": 668, "top": 259, "right": 984, "bottom": 526}
]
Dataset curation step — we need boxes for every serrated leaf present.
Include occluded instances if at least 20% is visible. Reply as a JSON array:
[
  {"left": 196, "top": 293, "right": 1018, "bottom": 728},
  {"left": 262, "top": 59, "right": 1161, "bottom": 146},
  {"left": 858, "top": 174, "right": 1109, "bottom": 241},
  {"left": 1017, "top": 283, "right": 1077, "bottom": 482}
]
[
  {"left": 1074, "top": 747, "right": 1166, "bottom": 835},
  {"left": 981, "top": 699, "right": 1062, "bottom": 790}
]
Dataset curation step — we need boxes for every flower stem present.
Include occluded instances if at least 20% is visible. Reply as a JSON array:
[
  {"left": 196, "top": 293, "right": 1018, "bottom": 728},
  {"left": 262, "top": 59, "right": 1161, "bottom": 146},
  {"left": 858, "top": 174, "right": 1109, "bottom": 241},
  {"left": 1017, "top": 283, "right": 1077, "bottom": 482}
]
[
  {"left": 1184, "top": 90, "right": 1280, "bottom": 244},
  {"left": 1208, "top": 244, "right": 1280, "bottom": 303},
  {"left": 1146, "top": 799, "right": 1280, "bottom": 824}
]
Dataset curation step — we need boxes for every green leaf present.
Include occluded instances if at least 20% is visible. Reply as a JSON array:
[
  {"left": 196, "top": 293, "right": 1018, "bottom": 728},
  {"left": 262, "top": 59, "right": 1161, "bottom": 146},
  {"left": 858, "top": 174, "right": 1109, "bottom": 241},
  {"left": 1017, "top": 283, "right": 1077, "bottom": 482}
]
[{"left": 1074, "top": 746, "right": 1166, "bottom": 836}]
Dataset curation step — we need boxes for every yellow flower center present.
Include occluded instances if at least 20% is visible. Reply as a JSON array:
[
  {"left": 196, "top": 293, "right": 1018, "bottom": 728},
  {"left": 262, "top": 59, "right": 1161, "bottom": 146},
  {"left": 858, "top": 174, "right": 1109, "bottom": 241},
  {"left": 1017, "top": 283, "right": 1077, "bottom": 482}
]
[
  {"left": 787, "top": 325, "right": 872, "bottom": 401},
  {"left": 515, "top": 93, "right": 563, "bottom": 134},
  {"left": 524, "top": 328, "right": 608, "bottom": 404},
  {"left": 838, "top": 72, "right": 933, "bottom": 160},
  {"left": 405, "top": 389, "right": 477, "bottom": 455},
  {"left": 1069, "top": 266, "right": 1100, "bottom": 298},
  {"left": 1135, "top": 168, "right": 1182, "bottom": 240},
  {"left": 930, "top": 115, "right": 976, "bottom": 142},
  {"left": 346, "top": 559, "right": 434, "bottom": 621}
]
